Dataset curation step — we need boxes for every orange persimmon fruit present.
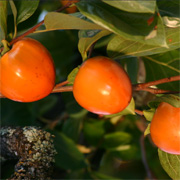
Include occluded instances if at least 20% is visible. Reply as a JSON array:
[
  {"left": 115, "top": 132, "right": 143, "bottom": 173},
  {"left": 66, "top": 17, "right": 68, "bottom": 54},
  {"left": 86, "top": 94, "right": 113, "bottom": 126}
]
[
  {"left": 150, "top": 102, "right": 180, "bottom": 155},
  {"left": 0, "top": 38, "right": 56, "bottom": 102},
  {"left": 73, "top": 56, "right": 132, "bottom": 115}
]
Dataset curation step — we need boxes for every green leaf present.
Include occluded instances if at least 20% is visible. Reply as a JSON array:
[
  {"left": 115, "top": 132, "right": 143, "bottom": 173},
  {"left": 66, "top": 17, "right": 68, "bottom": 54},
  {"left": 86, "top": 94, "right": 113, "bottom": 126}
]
[
  {"left": 14, "top": 0, "right": 39, "bottom": 24},
  {"left": 43, "top": 12, "right": 104, "bottom": 32},
  {"left": 143, "top": 50, "right": 180, "bottom": 91},
  {"left": 78, "top": 29, "right": 111, "bottom": 60},
  {"left": 0, "top": 1, "right": 8, "bottom": 42},
  {"left": 53, "top": 131, "right": 87, "bottom": 170},
  {"left": 105, "top": 98, "right": 135, "bottom": 118},
  {"left": 67, "top": 67, "right": 79, "bottom": 85},
  {"left": 149, "top": 94, "right": 180, "bottom": 108},
  {"left": 158, "top": 149, "right": 180, "bottom": 179},
  {"left": 102, "top": 131, "right": 132, "bottom": 149},
  {"left": 102, "top": 0, "right": 156, "bottom": 13},
  {"left": 107, "top": 26, "right": 180, "bottom": 59},
  {"left": 9, "top": 1, "right": 17, "bottom": 38},
  {"left": 143, "top": 108, "right": 156, "bottom": 122},
  {"left": 76, "top": 1, "right": 166, "bottom": 47}
]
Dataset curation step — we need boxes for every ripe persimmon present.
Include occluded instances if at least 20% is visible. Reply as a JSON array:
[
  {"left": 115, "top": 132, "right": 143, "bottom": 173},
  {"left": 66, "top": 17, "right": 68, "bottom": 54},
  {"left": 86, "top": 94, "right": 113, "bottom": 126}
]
[
  {"left": 73, "top": 56, "right": 132, "bottom": 115},
  {"left": 0, "top": 38, "right": 56, "bottom": 102},
  {"left": 150, "top": 102, "right": 180, "bottom": 155}
]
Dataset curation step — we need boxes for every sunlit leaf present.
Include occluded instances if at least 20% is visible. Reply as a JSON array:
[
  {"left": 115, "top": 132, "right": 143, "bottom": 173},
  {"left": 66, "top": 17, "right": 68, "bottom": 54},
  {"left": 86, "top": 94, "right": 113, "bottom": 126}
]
[
  {"left": 107, "top": 27, "right": 180, "bottom": 59},
  {"left": 44, "top": 12, "right": 104, "bottom": 31}
]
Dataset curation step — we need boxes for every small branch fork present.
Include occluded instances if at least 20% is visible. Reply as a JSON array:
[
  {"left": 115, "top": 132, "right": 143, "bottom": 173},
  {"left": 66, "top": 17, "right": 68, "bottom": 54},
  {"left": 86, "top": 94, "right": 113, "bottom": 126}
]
[
  {"left": 0, "top": 2, "right": 74, "bottom": 53},
  {"left": 133, "top": 75, "right": 180, "bottom": 94}
]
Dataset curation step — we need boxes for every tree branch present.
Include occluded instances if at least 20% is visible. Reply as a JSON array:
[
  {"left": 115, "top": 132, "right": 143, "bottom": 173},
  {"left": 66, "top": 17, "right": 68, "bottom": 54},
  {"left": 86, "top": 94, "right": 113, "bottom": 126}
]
[
  {"left": 133, "top": 75, "right": 180, "bottom": 91},
  {"left": 0, "top": 2, "right": 74, "bottom": 53}
]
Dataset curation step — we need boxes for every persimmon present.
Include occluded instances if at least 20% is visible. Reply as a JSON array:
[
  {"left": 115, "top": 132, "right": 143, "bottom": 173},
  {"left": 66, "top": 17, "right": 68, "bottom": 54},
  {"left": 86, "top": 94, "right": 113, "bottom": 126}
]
[
  {"left": 61, "top": 0, "right": 79, "bottom": 14},
  {"left": 0, "top": 38, "right": 56, "bottom": 102},
  {"left": 150, "top": 102, "right": 180, "bottom": 155},
  {"left": 73, "top": 56, "right": 132, "bottom": 115}
]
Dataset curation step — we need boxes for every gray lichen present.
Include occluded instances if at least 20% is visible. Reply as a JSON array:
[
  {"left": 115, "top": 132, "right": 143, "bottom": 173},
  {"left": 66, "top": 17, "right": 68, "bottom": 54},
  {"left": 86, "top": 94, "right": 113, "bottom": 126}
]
[{"left": 0, "top": 126, "right": 57, "bottom": 180}]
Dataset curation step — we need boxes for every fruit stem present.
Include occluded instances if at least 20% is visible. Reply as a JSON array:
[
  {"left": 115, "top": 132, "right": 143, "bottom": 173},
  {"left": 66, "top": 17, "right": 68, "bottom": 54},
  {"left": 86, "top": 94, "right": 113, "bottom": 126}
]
[
  {"left": 54, "top": 80, "right": 69, "bottom": 88},
  {"left": 52, "top": 86, "right": 73, "bottom": 93},
  {"left": 0, "top": 2, "right": 74, "bottom": 53},
  {"left": 133, "top": 75, "right": 180, "bottom": 91},
  {"left": 135, "top": 109, "right": 144, "bottom": 116}
]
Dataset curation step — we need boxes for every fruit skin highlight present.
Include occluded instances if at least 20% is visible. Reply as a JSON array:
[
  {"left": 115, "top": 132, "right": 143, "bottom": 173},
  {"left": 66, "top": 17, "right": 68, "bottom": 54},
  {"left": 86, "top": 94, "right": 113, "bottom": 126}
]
[
  {"left": 73, "top": 56, "right": 132, "bottom": 115},
  {"left": 150, "top": 102, "right": 180, "bottom": 155},
  {"left": 0, "top": 38, "right": 56, "bottom": 102}
]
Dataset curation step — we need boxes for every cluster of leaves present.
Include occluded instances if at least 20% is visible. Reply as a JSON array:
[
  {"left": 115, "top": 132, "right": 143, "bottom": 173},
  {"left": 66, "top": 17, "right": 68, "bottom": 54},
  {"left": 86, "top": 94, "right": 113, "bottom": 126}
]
[{"left": 0, "top": 0, "right": 180, "bottom": 179}]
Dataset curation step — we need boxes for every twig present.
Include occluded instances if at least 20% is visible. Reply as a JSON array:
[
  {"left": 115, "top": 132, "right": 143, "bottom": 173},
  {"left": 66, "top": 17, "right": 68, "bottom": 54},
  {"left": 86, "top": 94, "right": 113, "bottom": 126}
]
[
  {"left": 0, "top": 2, "right": 73, "bottom": 53},
  {"left": 139, "top": 87, "right": 180, "bottom": 94},
  {"left": 87, "top": 41, "right": 97, "bottom": 59},
  {"left": 52, "top": 85, "right": 73, "bottom": 93},
  {"left": 54, "top": 80, "right": 69, "bottom": 89},
  {"left": 135, "top": 109, "right": 144, "bottom": 116},
  {"left": 0, "top": 82, "right": 73, "bottom": 99},
  {"left": 140, "top": 135, "right": 156, "bottom": 180},
  {"left": 133, "top": 75, "right": 180, "bottom": 91}
]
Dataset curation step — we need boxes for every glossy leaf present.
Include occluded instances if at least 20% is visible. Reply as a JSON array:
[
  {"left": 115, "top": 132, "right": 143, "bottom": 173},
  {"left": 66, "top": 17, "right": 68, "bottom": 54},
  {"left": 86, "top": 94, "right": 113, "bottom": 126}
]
[
  {"left": 53, "top": 131, "right": 87, "bottom": 170},
  {"left": 78, "top": 29, "right": 111, "bottom": 60},
  {"left": 14, "top": 0, "right": 39, "bottom": 24},
  {"left": 158, "top": 149, "right": 180, "bottom": 179},
  {"left": 107, "top": 27, "right": 180, "bottom": 59},
  {"left": 0, "top": 1, "right": 8, "bottom": 42},
  {"left": 102, "top": 0, "right": 156, "bottom": 13},
  {"left": 44, "top": 12, "right": 104, "bottom": 31},
  {"left": 76, "top": 1, "right": 166, "bottom": 47},
  {"left": 143, "top": 50, "right": 180, "bottom": 91},
  {"left": 102, "top": 131, "right": 132, "bottom": 149}
]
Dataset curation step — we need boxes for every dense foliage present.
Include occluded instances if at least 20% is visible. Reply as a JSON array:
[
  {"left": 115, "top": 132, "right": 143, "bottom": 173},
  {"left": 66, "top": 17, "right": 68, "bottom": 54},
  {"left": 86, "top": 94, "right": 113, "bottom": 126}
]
[{"left": 0, "top": 0, "right": 180, "bottom": 179}]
